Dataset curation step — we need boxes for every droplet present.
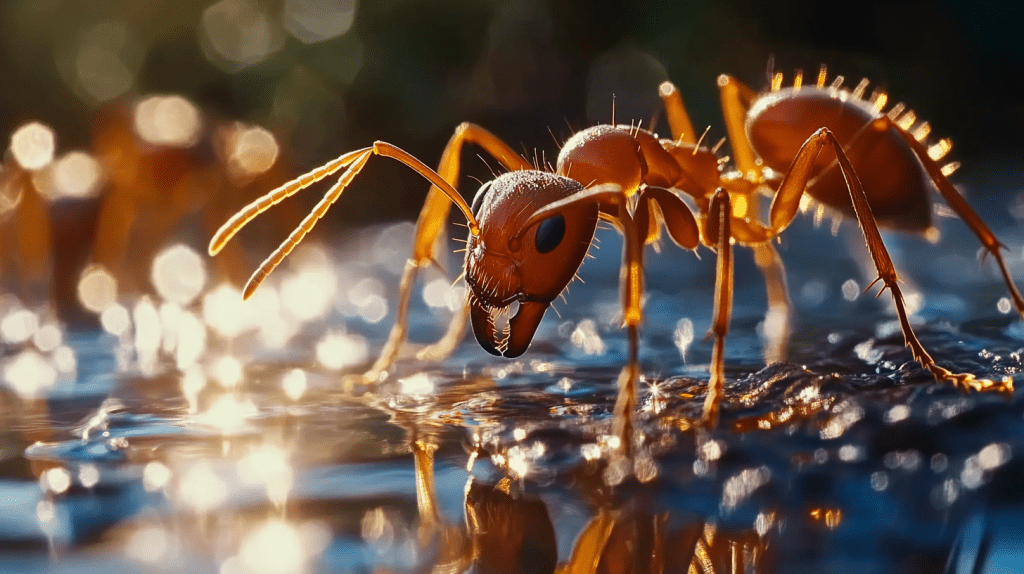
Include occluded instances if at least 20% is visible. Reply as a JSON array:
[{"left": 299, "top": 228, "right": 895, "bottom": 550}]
[{"left": 841, "top": 279, "right": 860, "bottom": 302}]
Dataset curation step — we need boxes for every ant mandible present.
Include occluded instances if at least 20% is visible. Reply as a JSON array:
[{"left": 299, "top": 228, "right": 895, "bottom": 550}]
[{"left": 210, "top": 64, "right": 1018, "bottom": 449}]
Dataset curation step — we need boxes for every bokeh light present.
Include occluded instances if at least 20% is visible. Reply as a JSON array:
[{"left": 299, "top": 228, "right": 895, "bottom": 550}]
[
  {"left": 283, "top": 0, "right": 357, "bottom": 44},
  {"left": 3, "top": 350, "right": 58, "bottom": 398},
  {"left": 200, "top": 0, "right": 286, "bottom": 72},
  {"left": 152, "top": 245, "right": 207, "bottom": 306},
  {"left": 133, "top": 95, "right": 202, "bottom": 148},
  {"left": 62, "top": 20, "right": 142, "bottom": 103},
  {"left": 10, "top": 122, "right": 55, "bottom": 170},
  {"left": 77, "top": 265, "right": 118, "bottom": 314},
  {"left": 176, "top": 462, "right": 228, "bottom": 513},
  {"left": 223, "top": 124, "right": 279, "bottom": 183},
  {"left": 41, "top": 151, "right": 104, "bottom": 200},
  {"left": 316, "top": 330, "right": 368, "bottom": 370}
]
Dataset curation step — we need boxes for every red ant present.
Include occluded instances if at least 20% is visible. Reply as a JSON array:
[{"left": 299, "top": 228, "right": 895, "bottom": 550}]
[{"left": 210, "top": 64, "right": 1017, "bottom": 448}]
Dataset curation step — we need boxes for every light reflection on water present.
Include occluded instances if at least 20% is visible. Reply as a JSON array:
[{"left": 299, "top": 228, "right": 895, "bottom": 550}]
[{"left": 1, "top": 197, "right": 1024, "bottom": 572}]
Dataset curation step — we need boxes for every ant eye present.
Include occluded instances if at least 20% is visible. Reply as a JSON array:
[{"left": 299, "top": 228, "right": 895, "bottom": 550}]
[{"left": 534, "top": 214, "right": 565, "bottom": 254}]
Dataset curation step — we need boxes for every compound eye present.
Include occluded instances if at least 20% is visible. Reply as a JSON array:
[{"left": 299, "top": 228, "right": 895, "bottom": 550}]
[{"left": 534, "top": 214, "right": 566, "bottom": 254}]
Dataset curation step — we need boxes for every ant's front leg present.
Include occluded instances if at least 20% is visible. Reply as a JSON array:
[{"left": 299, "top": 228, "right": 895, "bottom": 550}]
[
  {"left": 366, "top": 124, "right": 532, "bottom": 381},
  {"left": 770, "top": 128, "right": 1013, "bottom": 395}
]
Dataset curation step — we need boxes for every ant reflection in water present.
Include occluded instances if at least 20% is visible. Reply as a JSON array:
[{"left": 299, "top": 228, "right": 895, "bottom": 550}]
[
  {"left": 402, "top": 434, "right": 768, "bottom": 574},
  {"left": 210, "top": 64, "right": 1019, "bottom": 456}
]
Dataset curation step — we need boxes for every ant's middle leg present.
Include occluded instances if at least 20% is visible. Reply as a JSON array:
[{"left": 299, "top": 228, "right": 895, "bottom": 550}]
[
  {"left": 702, "top": 189, "right": 735, "bottom": 427},
  {"left": 770, "top": 128, "right": 1012, "bottom": 394}
]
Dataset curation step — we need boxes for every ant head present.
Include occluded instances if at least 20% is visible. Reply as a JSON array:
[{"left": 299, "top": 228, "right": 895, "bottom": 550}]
[{"left": 465, "top": 171, "right": 598, "bottom": 357}]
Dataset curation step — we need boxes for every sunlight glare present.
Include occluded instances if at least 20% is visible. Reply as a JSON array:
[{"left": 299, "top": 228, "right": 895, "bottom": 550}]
[
  {"left": 224, "top": 124, "right": 279, "bottom": 181},
  {"left": 3, "top": 350, "right": 58, "bottom": 398},
  {"left": 282, "top": 368, "right": 307, "bottom": 401},
  {"left": 41, "top": 467, "right": 72, "bottom": 494},
  {"left": 152, "top": 244, "right": 207, "bottom": 306},
  {"left": 316, "top": 331, "right": 368, "bottom": 370},
  {"left": 143, "top": 461, "right": 172, "bottom": 492},
  {"left": 77, "top": 265, "right": 118, "bottom": 313},
  {"left": 33, "top": 324, "right": 63, "bottom": 353},
  {"left": 1, "top": 308, "right": 38, "bottom": 344},
  {"left": 10, "top": 122, "right": 55, "bottom": 170},
  {"left": 46, "top": 151, "right": 104, "bottom": 200},
  {"left": 347, "top": 277, "right": 387, "bottom": 323},
  {"left": 211, "top": 355, "right": 244, "bottom": 389},
  {"left": 181, "top": 366, "right": 207, "bottom": 414},
  {"left": 177, "top": 462, "right": 228, "bottom": 512},
  {"left": 125, "top": 525, "right": 169, "bottom": 563},
  {"left": 720, "top": 466, "right": 770, "bottom": 512},
  {"left": 237, "top": 519, "right": 320, "bottom": 574},
  {"left": 282, "top": 269, "right": 336, "bottom": 321},
  {"left": 193, "top": 394, "right": 257, "bottom": 434},
  {"left": 134, "top": 95, "right": 202, "bottom": 147},
  {"left": 133, "top": 297, "right": 161, "bottom": 373},
  {"left": 175, "top": 312, "right": 207, "bottom": 370},
  {"left": 398, "top": 372, "right": 434, "bottom": 397},
  {"left": 78, "top": 464, "right": 100, "bottom": 489},
  {"left": 673, "top": 317, "right": 694, "bottom": 361},
  {"left": 237, "top": 445, "right": 293, "bottom": 506},
  {"left": 101, "top": 304, "right": 131, "bottom": 337},
  {"left": 202, "top": 285, "right": 247, "bottom": 339}
]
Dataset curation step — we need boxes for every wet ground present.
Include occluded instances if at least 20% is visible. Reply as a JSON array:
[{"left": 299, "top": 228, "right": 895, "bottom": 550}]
[{"left": 2, "top": 165, "right": 1024, "bottom": 573}]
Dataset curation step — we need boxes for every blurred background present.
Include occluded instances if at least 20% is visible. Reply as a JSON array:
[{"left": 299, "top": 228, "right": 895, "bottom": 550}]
[{"left": 0, "top": 0, "right": 1022, "bottom": 321}]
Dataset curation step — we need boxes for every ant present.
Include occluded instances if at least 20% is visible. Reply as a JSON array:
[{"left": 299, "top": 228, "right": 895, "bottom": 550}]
[{"left": 210, "top": 64, "right": 1018, "bottom": 450}]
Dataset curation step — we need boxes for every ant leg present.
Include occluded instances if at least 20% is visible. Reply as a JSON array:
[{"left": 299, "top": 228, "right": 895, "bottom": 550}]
[
  {"left": 411, "top": 437, "right": 440, "bottom": 529},
  {"left": 657, "top": 82, "right": 698, "bottom": 145},
  {"left": 634, "top": 186, "right": 701, "bottom": 250},
  {"left": 515, "top": 184, "right": 645, "bottom": 450},
  {"left": 716, "top": 75, "right": 760, "bottom": 178},
  {"left": 752, "top": 242, "right": 790, "bottom": 363},
  {"left": 368, "top": 125, "right": 533, "bottom": 380},
  {"left": 771, "top": 128, "right": 1012, "bottom": 395},
  {"left": 888, "top": 118, "right": 1024, "bottom": 321},
  {"left": 612, "top": 200, "right": 643, "bottom": 457},
  {"left": 702, "top": 189, "right": 734, "bottom": 427}
]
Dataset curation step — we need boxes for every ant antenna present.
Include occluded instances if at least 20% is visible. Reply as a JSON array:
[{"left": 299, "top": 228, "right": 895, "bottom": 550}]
[
  {"left": 765, "top": 54, "right": 776, "bottom": 85},
  {"left": 611, "top": 94, "right": 616, "bottom": 126}
]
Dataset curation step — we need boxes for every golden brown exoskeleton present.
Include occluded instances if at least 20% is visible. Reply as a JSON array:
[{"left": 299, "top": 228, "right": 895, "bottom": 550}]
[{"left": 209, "top": 65, "right": 1018, "bottom": 450}]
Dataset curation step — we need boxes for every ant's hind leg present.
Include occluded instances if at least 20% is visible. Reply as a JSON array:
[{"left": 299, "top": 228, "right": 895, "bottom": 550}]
[
  {"left": 772, "top": 128, "right": 1012, "bottom": 395},
  {"left": 889, "top": 119, "right": 1024, "bottom": 321}
]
